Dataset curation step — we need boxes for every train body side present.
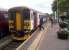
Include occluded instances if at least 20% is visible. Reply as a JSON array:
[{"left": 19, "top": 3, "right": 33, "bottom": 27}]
[{"left": 0, "top": 11, "right": 9, "bottom": 38}]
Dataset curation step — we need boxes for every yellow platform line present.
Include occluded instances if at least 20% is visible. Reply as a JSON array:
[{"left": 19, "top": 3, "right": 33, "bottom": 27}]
[
  {"left": 27, "top": 23, "right": 49, "bottom": 50},
  {"left": 16, "top": 30, "right": 39, "bottom": 50},
  {"left": 16, "top": 23, "right": 49, "bottom": 50}
]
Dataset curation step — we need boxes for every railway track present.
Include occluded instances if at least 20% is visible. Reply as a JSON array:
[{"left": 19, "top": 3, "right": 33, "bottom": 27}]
[
  {"left": 0, "top": 24, "right": 47, "bottom": 50},
  {"left": 0, "top": 33, "right": 33, "bottom": 50},
  {"left": 0, "top": 36, "right": 24, "bottom": 50},
  {"left": 0, "top": 40, "right": 24, "bottom": 50}
]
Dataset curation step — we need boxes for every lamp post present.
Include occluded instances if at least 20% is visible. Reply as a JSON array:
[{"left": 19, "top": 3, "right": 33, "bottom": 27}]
[{"left": 57, "top": 0, "right": 59, "bottom": 23}]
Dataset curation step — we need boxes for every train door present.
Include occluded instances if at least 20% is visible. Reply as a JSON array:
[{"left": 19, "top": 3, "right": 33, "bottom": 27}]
[
  {"left": 33, "top": 12, "right": 38, "bottom": 28},
  {"left": 22, "top": 9, "right": 30, "bottom": 31},
  {"left": 37, "top": 13, "right": 40, "bottom": 26},
  {"left": 9, "top": 11, "right": 16, "bottom": 32},
  {"left": 30, "top": 11, "right": 34, "bottom": 30},
  {"left": 15, "top": 11, "right": 21, "bottom": 31}
]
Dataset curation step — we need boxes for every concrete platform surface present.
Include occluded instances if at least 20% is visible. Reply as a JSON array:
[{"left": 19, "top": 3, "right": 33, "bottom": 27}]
[{"left": 36, "top": 23, "right": 69, "bottom": 50}]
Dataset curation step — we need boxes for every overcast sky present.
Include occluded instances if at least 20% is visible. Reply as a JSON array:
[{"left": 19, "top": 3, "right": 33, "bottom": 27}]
[{"left": 0, "top": 0, "right": 54, "bottom": 14}]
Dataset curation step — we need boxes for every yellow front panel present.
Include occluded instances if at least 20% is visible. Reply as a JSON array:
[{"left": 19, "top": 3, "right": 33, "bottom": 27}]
[
  {"left": 16, "top": 12, "right": 21, "bottom": 31},
  {"left": 9, "top": 20, "right": 14, "bottom": 31},
  {"left": 24, "top": 21, "right": 31, "bottom": 29},
  {"left": 28, "top": 21, "right": 31, "bottom": 29}
]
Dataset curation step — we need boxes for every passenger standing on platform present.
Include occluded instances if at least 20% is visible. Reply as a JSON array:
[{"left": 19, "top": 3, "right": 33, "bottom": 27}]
[
  {"left": 49, "top": 17, "right": 53, "bottom": 27},
  {"left": 39, "top": 17, "right": 44, "bottom": 30}
]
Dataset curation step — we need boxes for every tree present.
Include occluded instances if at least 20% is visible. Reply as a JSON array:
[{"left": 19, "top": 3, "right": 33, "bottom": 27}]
[
  {"left": 52, "top": 0, "right": 57, "bottom": 11},
  {"left": 52, "top": 0, "right": 69, "bottom": 12}
]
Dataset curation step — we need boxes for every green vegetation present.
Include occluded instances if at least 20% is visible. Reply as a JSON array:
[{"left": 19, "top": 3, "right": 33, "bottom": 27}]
[
  {"left": 52, "top": 0, "right": 69, "bottom": 12},
  {"left": 61, "top": 28, "right": 69, "bottom": 34}
]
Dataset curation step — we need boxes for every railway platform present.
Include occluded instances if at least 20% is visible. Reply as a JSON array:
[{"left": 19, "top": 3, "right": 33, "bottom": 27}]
[{"left": 36, "top": 23, "right": 69, "bottom": 50}]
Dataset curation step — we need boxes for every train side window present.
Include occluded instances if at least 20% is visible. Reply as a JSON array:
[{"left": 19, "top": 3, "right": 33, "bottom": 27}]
[
  {"left": 31, "top": 11, "right": 34, "bottom": 20},
  {"left": 4, "top": 14, "right": 8, "bottom": 19},
  {"left": 0, "top": 13, "right": 5, "bottom": 21},
  {"left": 33, "top": 12, "right": 37, "bottom": 19}
]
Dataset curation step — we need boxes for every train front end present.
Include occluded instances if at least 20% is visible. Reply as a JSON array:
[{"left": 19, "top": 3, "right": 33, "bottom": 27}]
[{"left": 8, "top": 7, "right": 33, "bottom": 40}]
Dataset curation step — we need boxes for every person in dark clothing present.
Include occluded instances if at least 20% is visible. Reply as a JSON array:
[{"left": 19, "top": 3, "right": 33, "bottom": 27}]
[
  {"left": 39, "top": 17, "right": 44, "bottom": 30},
  {"left": 49, "top": 17, "right": 53, "bottom": 27}
]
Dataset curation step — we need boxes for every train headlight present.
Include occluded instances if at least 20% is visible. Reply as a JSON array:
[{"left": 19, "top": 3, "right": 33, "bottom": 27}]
[
  {"left": 24, "top": 23, "right": 30, "bottom": 29},
  {"left": 9, "top": 20, "right": 14, "bottom": 30}
]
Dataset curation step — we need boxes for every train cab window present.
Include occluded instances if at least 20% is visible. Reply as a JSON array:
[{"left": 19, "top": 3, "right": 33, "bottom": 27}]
[
  {"left": 22, "top": 9, "right": 30, "bottom": 20},
  {"left": 9, "top": 12, "right": 16, "bottom": 20}
]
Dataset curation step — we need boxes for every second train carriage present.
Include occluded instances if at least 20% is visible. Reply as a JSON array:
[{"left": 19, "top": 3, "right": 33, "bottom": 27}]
[
  {"left": 39, "top": 14, "right": 47, "bottom": 24},
  {"left": 0, "top": 10, "right": 9, "bottom": 39},
  {"left": 8, "top": 7, "right": 47, "bottom": 40}
]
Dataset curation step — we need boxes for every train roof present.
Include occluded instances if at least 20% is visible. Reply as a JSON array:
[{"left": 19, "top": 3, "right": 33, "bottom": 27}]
[
  {"left": 0, "top": 10, "right": 8, "bottom": 14},
  {"left": 8, "top": 6, "right": 44, "bottom": 14}
]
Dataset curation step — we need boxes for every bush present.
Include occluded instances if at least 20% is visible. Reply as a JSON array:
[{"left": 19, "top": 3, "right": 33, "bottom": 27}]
[{"left": 59, "top": 23, "right": 66, "bottom": 28}]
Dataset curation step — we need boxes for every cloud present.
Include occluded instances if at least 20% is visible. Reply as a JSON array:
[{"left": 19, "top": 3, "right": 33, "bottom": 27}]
[{"left": 0, "top": 0, "right": 54, "bottom": 14}]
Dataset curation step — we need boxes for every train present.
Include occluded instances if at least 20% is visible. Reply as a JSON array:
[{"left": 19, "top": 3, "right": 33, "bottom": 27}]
[
  {"left": 0, "top": 10, "right": 9, "bottom": 39},
  {"left": 8, "top": 7, "right": 47, "bottom": 40}
]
